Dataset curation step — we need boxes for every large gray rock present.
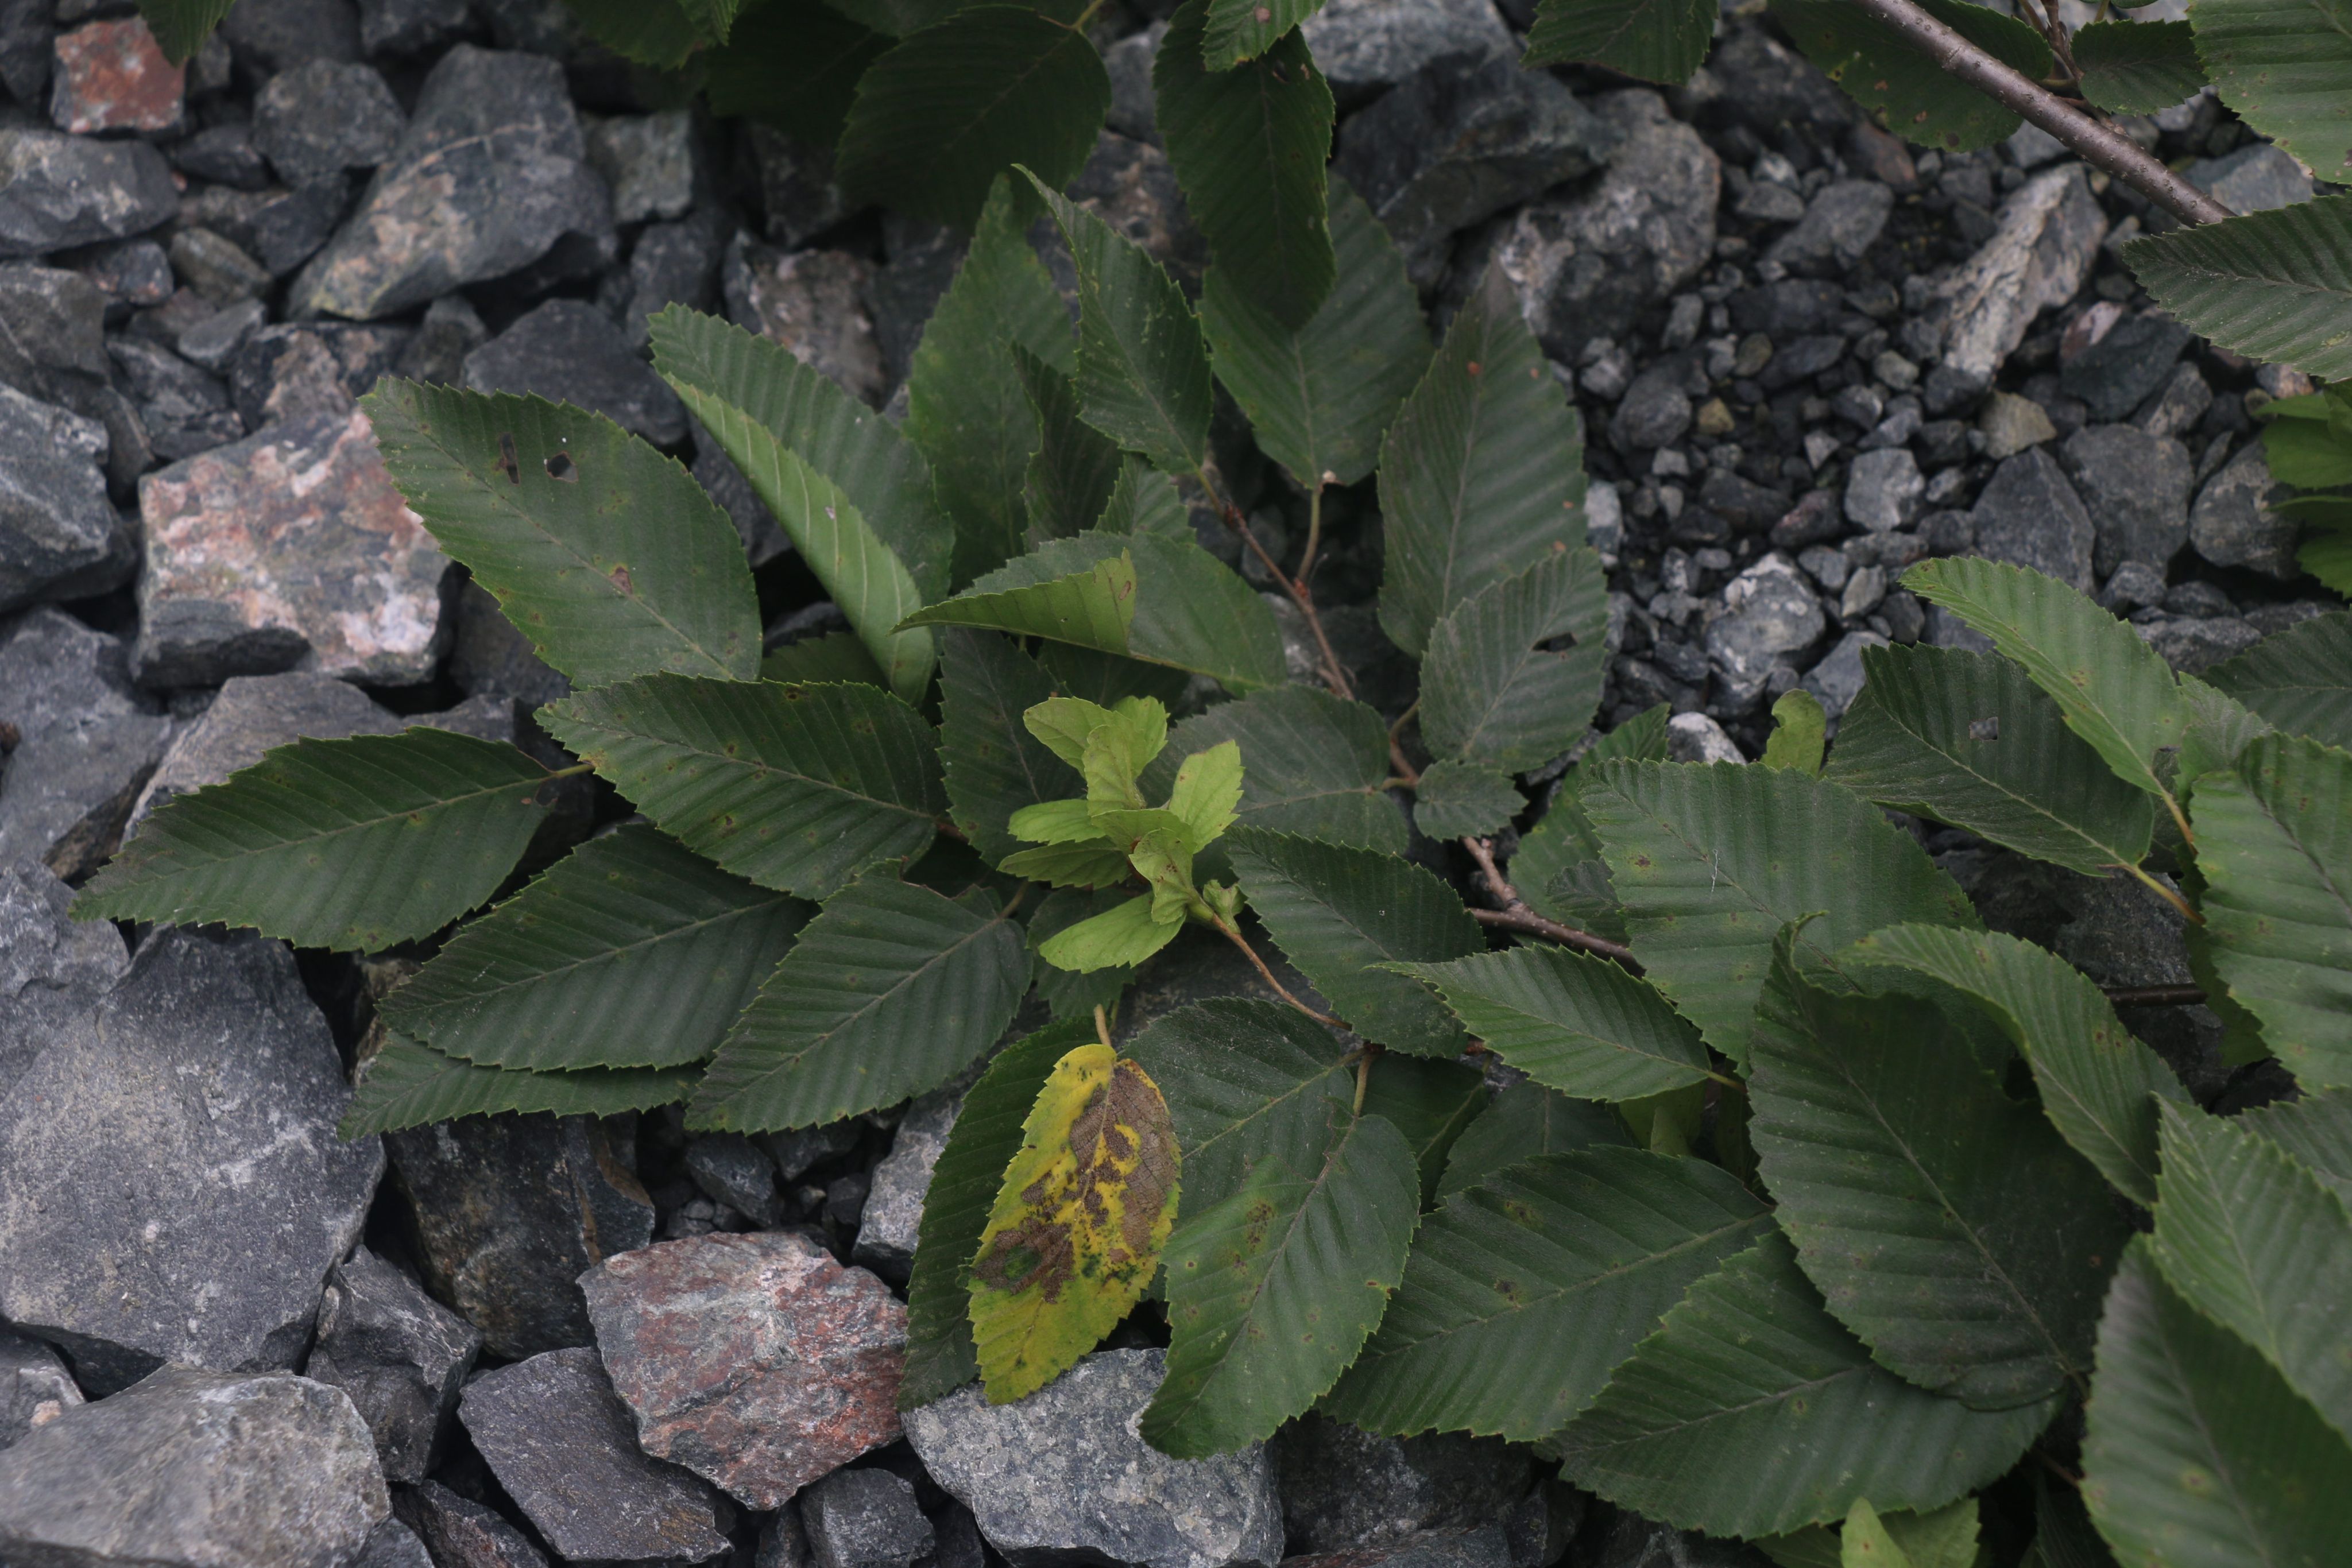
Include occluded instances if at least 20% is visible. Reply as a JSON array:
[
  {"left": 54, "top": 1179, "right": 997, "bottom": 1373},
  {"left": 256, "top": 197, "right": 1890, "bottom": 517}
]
[
  {"left": 0, "top": 1366, "right": 388, "bottom": 1568},
  {"left": 2137, "top": 613, "right": 2265, "bottom": 675},
  {"left": 0, "top": 928, "right": 384, "bottom": 1395},
  {"left": 800, "top": 1468, "right": 934, "bottom": 1568},
  {"left": 462, "top": 297, "right": 688, "bottom": 447},
  {"left": 0, "top": 383, "right": 129, "bottom": 614},
  {"left": 253, "top": 59, "right": 405, "bottom": 184},
  {"left": 392, "top": 1480, "right": 548, "bottom": 1568},
  {"left": 1971, "top": 447, "right": 2096, "bottom": 593},
  {"left": 129, "top": 669, "right": 399, "bottom": 828},
  {"left": 0, "top": 1330, "right": 82, "bottom": 1453},
  {"left": 1493, "top": 90, "right": 1720, "bottom": 354},
  {"left": 586, "top": 109, "right": 698, "bottom": 226},
  {"left": 1703, "top": 553, "right": 1824, "bottom": 708},
  {"left": 1284, "top": 1530, "right": 1514, "bottom": 1568},
  {"left": 293, "top": 45, "right": 612, "bottom": 319},
  {"left": 229, "top": 321, "right": 414, "bottom": 430},
  {"left": 853, "top": 1086, "right": 961, "bottom": 1282},
  {"left": 2190, "top": 442, "right": 2299, "bottom": 578},
  {"left": 0, "top": 264, "right": 109, "bottom": 400},
  {"left": 1762, "top": 179, "right": 1892, "bottom": 277},
  {"left": 351, "top": 1519, "right": 438, "bottom": 1568},
  {"left": 2060, "top": 313, "right": 2194, "bottom": 424},
  {"left": 0, "top": 864, "right": 127, "bottom": 1100},
  {"left": 1298, "top": 0, "right": 1511, "bottom": 97},
  {"left": 2060, "top": 423, "right": 2192, "bottom": 577},
  {"left": 2186, "top": 142, "right": 2312, "bottom": 214},
  {"left": 0, "top": 609, "right": 171, "bottom": 878},
  {"left": 459, "top": 1347, "right": 732, "bottom": 1565},
  {"left": 1271, "top": 1414, "right": 1532, "bottom": 1555},
  {"left": 905, "top": 1348, "right": 1283, "bottom": 1568},
  {"left": 1937, "top": 165, "right": 2106, "bottom": 385},
  {"left": 0, "top": 129, "right": 178, "bottom": 258},
  {"left": 304, "top": 1246, "right": 482, "bottom": 1485}
]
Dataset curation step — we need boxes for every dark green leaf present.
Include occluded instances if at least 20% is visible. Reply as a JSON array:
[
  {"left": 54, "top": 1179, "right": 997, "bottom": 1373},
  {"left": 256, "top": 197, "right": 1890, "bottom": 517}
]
[
  {"left": 1770, "top": 0, "right": 2052, "bottom": 152},
  {"left": 1522, "top": 0, "right": 1717, "bottom": 82},
  {"left": 1094, "top": 458, "right": 1193, "bottom": 539},
  {"left": 1409, "top": 760, "right": 1522, "bottom": 840},
  {"left": 704, "top": 0, "right": 892, "bottom": 146},
  {"left": 2241, "top": 1089, "right": 2352, "bottom": 1203},
  {"left": 1419, "top": 548, "right": 1608, "bottom": 772},
  {"left": 818, "top": 0, "right": 973, "bottom": 34},
  {"left": 1399, "top": 947, "right": 1712, "bottom": 1102},
  {"left": 1358, "top": 1055, "right": 1487, "bottom": 1203},
  {"left": 2205, "top": 610, "right": 2352, "bottom": 752},
  {"left": 1144, "top": 686, "right": 1406, "bottom": 858},
  {"left": 763, "top": 633, "right": 887, "bottom": 687},
  {"left": 1013, "top": 344, "right": 1124, "bottom": 544},
  {"left": 2189, "top": 0, "right": 2352, "bottom": 180},
  {"left": 341, "top": 1036, "right": 697, "bottom": 1137},
  {"left": 1437, "top": 1080, "right": 1631, "bottom": 1197},
  {"left": 2122, "top": 195, "right": 2352, "bottom": 383},
  {"left": 938, "top": 629, "right": 1082, "bottom": 865},
  {"left": 562, "top": 0, "right": 705, "bottom": 67},
  {"left": 133, "top": 0, "right": 234, "bottom": 63},
  {"left": 2075, "top": 19, "right": 2206, "bottom": 113},
  {"left": 1123, "top": 997, "right": 1354, "bottom": 1212},
  {"left": 1200, "top": 0, "right": 1327, "bottom": 68}
]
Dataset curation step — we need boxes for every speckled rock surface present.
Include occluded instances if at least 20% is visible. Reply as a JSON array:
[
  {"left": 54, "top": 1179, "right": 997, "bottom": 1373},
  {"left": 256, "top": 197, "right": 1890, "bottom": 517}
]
[
  {"left": 0, "top": 383, "right": 130, "bottom": 613},
  {"left": 48, "top": 16, "right": 183, "bottom": 135},
  {"left": 304, "top": 1245, "right": 482, "bottom": 1484},
  {"left": 0, "top": 1330, "right": 82, "bottom": 1454},
  {"left": 0, "top": 609, "right": 171, "bottom": 876},
  {"left": 127, "top": 668, "right": 398, "bottom": 827},
  {"left": 0, "top": 128, "right": 178, "bottom": 257}
]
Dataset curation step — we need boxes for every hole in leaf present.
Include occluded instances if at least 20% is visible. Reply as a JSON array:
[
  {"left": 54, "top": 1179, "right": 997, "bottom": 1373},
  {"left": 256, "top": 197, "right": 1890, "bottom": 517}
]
[{"left": 544, "top": 452, "right": 578, "bottom": 482}]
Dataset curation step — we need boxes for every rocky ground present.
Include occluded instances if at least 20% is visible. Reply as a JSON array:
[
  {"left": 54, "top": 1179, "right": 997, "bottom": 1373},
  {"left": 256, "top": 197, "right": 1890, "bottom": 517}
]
[{"left": 0, "top": 0, "right": 2339, "bottom": 1563}]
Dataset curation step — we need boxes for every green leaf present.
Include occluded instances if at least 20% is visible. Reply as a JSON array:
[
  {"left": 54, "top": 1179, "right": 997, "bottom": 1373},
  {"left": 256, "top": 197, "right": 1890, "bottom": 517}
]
[
  {"left": 133, "top": 0, "right": 234, "bottom": 63},
  {"left": 539, "top": 676, "right": 943, "bottom": 901},
  {"left": 1166, "top": 740, "right": 1244, "bottom": 854},
  {"left": 1036, "top": 892, "right": 1184, "bottom": 970},
  {"left": 703, "top": 0, "right": 892, "bottom": 146},
  {"left": 836, "top": 6, "right": 1110, "bottom": 231},
  {"left": 1438, "top": 1079, "right": 1631, "bottom": 1197},
  {"left": 1378, "top": 268, "right": 1585, "bottom": 660},
  {"left": 1842, "top": 924, "right": 2187, "bottom": 1207},
  {"left": 1409, "top": 761, "right": 1522, "bottom": 840},
  {"left": 939, "top": 630, "right": 1082, "bottom": 866},
  {"left": 1026, "top": 173, "right": 1216, "bottom": 480},
  {"left": 1202, "top": 177, "right": 1431, "bottom": 492},
  {"left": 2262, "top": 416, "right": 2352, "bottom": 491},
  {"left": 1419, "top": 548, "right": 1609, "bottom": 773},
  {"left": 1028, "top": 888, "right": 1139, "bottom": 1020},
  {"left": 1522, "top": 0, "right": 1718, "bottom": 82},
  {"left": 2303, "top": 514, "right": 2352, "bottom": 595},
  {"left": 1398, "top": 947, "right": 1713, "bottom": 1102},
  {"left": 2174, "top": 672, "right": 2276, "bottom": 797},
  {"left": 1580, "top": 761, "right": 1978, "bottom": 1065},
  {"left": 902, "top": 1019, "right": 1094, "bottom": 1407},
  {"left": 818, "top": 0, "right": 972, "bottom": 34},
  {"left": 2082, "top": 1240, "right": 2352, "bottom": 1568},
  {"left": 562, "top": 0, "right": 706, "bottom": 67},
  {"left": 1122, "top": 998, "right": 1355, "bottom": 1212},
  {"left": 380, "top": 826, "right": 807, "bottom": 1072},
  {"left": 690, "top": 873, "right": 1027, "bottom": 1129},
  {"left": 2149, "top": 1102, "right": 2352, "bottom": 1437},
  {"left": 1762, "top": 689, "right": 1827, "bottom": 775},
  {"left": 1014, "top": 346, "right": 1125, "bottom": 545},
  {"left": 1770, "top": 0, "right": 2053, "bottom": 152},
  {"left": 1827, "top": 644, "right": 2158, "bottom": 878},
  {"left": 1324, "top": 1145, "right": 1771, "bottom": 1441},
  {"left": 2123, "top": 196, "right": 2352, "bottom": 383},
  {"left": 76, "top": 730, "right": 549, "bottom": 952},
  {"left": 2192, "top": 732, "right": 2352, "bottom": 1087},
  {"left": 1510, "top": 706, "right": 1670, "bottom": 930},
  {"left": 1358, "top": 1055, "right": 1487, "bottom": 1204},
  {"left": 363, "top": 383, "right": 760, "bottom": 689},
  {"left": 2206, "top": 610, "right": 2352, "bottom": 752},
  {"left": 763, "top": 633, "right": 888, "bottom": 687},
  {"left": 1144, "top": 687, "right": 1406, "bottom": 858},
  {"left": 1092, "top": 458, "right": 1189, "bottom": 540},
  {"left": 2075, "top": 18, "right": 2207, "bottom": 113},
  {"left": 2189, "top": 0, "right": 2352, "bottom": 180},
  {"left": 1905, "top": 557, "right": 2189, "bottom": 806},
  {"left": 1144, "top": 1111, "right": 1420, "bottom": 1456},
  {"left": 904, "top": 533, "right": 1287, "bottom": 693},
  {"left": 340, "top": 1035, "right": 696, "bottom": 1138},
  {"left": 908, "top": 176, "right": 1078, "bottom": 585},
  {"left": 1225, "top": 828, "right": 1484, "bottom": 1055},
  {"left": 1155, "top": 0, "right": 1334, "bottom": 334},
  {"left": 2241, "top": 1089, "right": 2352, "bottom": 1202},
  {"left": 1550, "top": 1230, "right": 2056, "bottom": 1537},
  {"left": 674, "top": 0, "right": 744, "bottom": 44},
  {"left": 1747, "top": 943, "right": 2127, "bottom": 1409},
  {"left": 1200, "top": 0, "right": 1327, "bottom": 68},
  {"left": 1766, "top": 1500, "right": 1983, "bottom": 1568}
]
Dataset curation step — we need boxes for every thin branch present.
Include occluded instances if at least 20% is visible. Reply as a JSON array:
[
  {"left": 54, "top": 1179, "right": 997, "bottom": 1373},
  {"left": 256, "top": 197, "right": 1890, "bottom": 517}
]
[
  {"left": 1201, "top": 467, "right": 1356, "bottom": 701},
  {"left": 1352, "top": 1042, "right": 1378, "bottom": 1115},
  {"left": 2123, "top": 860, "right": 2203, "bottom": 926},
  {"left": 1212, "top": 916, "right": 1343, "bottom": 1027},
  {"left": 1460, "top": 837, "right": 1643, "bottom": 968},
  {"left": 1387, "top": 702, "right": 1421, "bottom": 787},
  {"left": 1852, "top": 0, "right": 2233, "bottom": 227},
  {"left": 1093, "top": 1003, "right": 1115, "bottom": 1050},
  {"left": 2104, "top": 984, "right": 2208, "bottom": 1008}
]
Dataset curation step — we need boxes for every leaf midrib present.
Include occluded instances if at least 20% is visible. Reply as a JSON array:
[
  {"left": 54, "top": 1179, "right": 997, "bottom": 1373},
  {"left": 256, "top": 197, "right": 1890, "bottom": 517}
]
[
  {"left": 120, "top": 761, "right": 544, "bottom": 876},
  {"left": 560, "top": 714, "right": 938, "bottom": 824}
]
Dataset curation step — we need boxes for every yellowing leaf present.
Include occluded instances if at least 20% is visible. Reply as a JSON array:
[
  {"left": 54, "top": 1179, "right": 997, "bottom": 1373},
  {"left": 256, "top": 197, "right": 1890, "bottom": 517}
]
[
  {"left": 969, "top": 1045, "right": 1182, "bottom": 1400},
  {"left": 1841, "top": 1501, "right": 1915, "bottom": 1567}
]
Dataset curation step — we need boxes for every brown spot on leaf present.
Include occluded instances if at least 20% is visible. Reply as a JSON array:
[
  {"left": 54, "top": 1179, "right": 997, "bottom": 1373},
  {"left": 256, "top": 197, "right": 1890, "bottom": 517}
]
[
  {"left": 496, "top": 433, "right": 521, "bottom": 484},
  {"left": 611, "top": 564, "right": 633, "bottom": 594}
]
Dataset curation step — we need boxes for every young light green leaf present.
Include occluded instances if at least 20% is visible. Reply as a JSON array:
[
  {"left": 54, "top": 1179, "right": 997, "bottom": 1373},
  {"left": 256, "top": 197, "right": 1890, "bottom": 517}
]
[
  {"left": 363, "top": 383, "right": 761, "bottom": 688},
  {"left": 341, "top": 1035, "right": 697, "bottom": 1138},
  {"left": 1036, "top": 891, "right": 1184, "bottom": 971},
  {"left": 1013, "top": 344, "right": 1124, "bottom": 545},
  {"left": 1378, "top": 266, "right": 1585, "bottom": 659},
  {"left": 1419, "top": 547, "right": 1608, "bottom": 773},
  {"left": 938, "top": 630, "right": 1082, "bottom": 866},
  {"left": 902, "top": 1019, "right": 1095, "bottom": 1407},
  {"left": 1225, "top": 827, "right": 1484, "bottom": 1056},
  {"left": 1324, "top": 1145, "right": 1770, "bottom": 1442},
  {"left": 1144, "top": 1111, "right": 1420, "bottom": 1457},
  {"left": 908, "top": 545, "right": 1138, "bottom": 653},
  {"left": 1747, "top": 943, "right": 2128, "bottom": 1410},
  {"left": 999, "top": 838, "right": 1136, "bottom": 889},
  {"left": 1025, "top": 692, "right": 1167, "bottom": 773},
  {"left": 1761, "top": 688, "right": 1827, "bottom": 775},
  {"left": 1437, "top": 1080, "right": 1630, "bottom": 1197},
  {"left": 1904, "top": 557, "right": 2188, "bottom": 804},
  {"left": 2204, "top": 610, "right": 2352, "bottom": 752},
  {"left": 1766, "top": 1500, "right": 1982, "bottom": 1568},
  {"left": 2122, "top": 195, "right": 2352, "bottom": 382},
  {"left": 1549, "top": 1230, "right": 2056, "bottom": 1537},
  {"left": 2241, "top": 1089, "right": 2352, "bottom": 1203},
  {"left": 2149, "top": 1102, "right": 2352, "bottom": 1438},
  {"left": 2075, "top": 18, "right": 2206, "bottom": 113},
  {"left": 690, "top": 874, "right": 1027, "bottom": 1130},
  {"left": 381, "top": 826, "right": 808, "bottom": 1073},
  {"left": 1409, "top": 760, "right": 1522, "bottom": 840},
  {"left": 539, "top": 676, "right": 944, "bottom": 901},
  {"left": 1581, "top": 760, "right": 1978, "bottom": 1065},
  {"left": 1155, "top": 0, "right": 1334, "bottom": 334},
  {"left": 1397, "top": 947, "right": 1713, "bottom": 1102},
  {"left": 1026, "top": 173, "right": 1216, "bottom": 480},
  {"left": 1121, "top": 998, "right": 1355, "bottom": 1211},
  {"left": 1843, "top": 923, "right": 2187, "bottom": 1207},
  {"left": 1202, "top": 177, "right": 1432, "bottom": 491},
  {"left": 1522, "top": 0, "right": 1718, "bottom": 82},
  {"left": 836, "top": 5, "right": 1110, "bottom": 231},
  {"left": 2188, "top": 0, "right": 2352, "bottom": 181},
  {"left": 1770, "top": 0, "right": 2052, "bottom": 150},
  {"left": 702, "top": 0, "right": 890, "bottom": 147},
  {"left": 1839, "top": 1502, "right": 1914, "bottom": 1568},
  {"left": 76, "top": 729, "right": 550, "bottom": 952},
  {"left": 2082, "top": 1241, "right": 2352, "bottom": 1568},
  {"left": 1028, "top": 889, "right": 1139, "bottom": 1020},
  {"left": 1199, "top": 0, "right": 1326, "bottom": 68},
  {"left": 2191, "top": 732, "right": 2352, "bottom": 1088},
  {"left": 1145, "top": 687, "right": 1407, "bottom": 856},
  {"left": 1009, "top": 798, "right": 1109, "bottom": 845},
  {"left": 1167, "top": 741, "right": 1244, "bottom": 854}
]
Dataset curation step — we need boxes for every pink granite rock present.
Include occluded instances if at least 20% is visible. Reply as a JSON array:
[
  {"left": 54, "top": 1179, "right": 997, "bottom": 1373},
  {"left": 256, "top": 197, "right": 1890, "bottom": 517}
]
[
  {"left": 49, "top": 18, "right": 182, "bottom": 135},
  {"left": 581, "top": 1231, "right": 907, "bottom": 1509}
]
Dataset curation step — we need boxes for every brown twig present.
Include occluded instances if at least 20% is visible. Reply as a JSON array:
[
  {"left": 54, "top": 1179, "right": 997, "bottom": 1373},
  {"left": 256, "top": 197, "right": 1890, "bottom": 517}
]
[
  {"left": 1213, "top": 916, "right": 1343, "bottom": 1027},
  {"left": 1852, "top": 0, "right": 2233, "bottom": 227},
  {"left": 1212, "top": 485, "right": 1355, "bottom": 701},
  {"left": 1460, "top": 837, "right": 1643, "bottom": 969},
  {"left": 2104, "top": 984, "right": 2208, "bottom": 1008},
  {"left": 1387, "top": 702, "right": 1421, "bottom": 786}
]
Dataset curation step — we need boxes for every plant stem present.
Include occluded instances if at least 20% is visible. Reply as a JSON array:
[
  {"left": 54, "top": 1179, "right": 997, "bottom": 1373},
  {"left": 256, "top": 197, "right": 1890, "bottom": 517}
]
[
  {"left": 2105, "top": 984, "right": 2207, "bottom": 1007},
  {"left": 2124, "top": 860, "right": 2203, "bottom": 925},
  {"left": 1352, "top": 1042, "right": 1379, "bottom": 1115},
  {"left": 1198, "top": 468, "right": 1356, "bottom": 700},
  {"left": 1297, "top": 482, "right": 1326, "bottom": 586},
  {"left": 1852, "top": 0, "right": 2233, "bottom": 226},
  {"left": 543, "top": 762, "right": 597, "bottom": 781},
  {"left": 1212, "top": 916, "right": 1342, "bottom": 1027},
  {"left": 1387, "top": 702, "right": 1422, "bottom": 786},
  {"left": 1093, "top": 1003, "right": 1115, "bottom": 1050},
  {"left": 1460, "top": 836, "right": 1643, "bottom": 969}
]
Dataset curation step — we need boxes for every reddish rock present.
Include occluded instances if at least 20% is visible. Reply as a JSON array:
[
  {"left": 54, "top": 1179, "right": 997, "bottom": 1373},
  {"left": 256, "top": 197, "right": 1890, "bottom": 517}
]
[
  {"left": 581, "top": 1231, "right": 907, "bottom": 1509},
  {"left": 49, "top": 18, "right": 182, "bottom": 135}
]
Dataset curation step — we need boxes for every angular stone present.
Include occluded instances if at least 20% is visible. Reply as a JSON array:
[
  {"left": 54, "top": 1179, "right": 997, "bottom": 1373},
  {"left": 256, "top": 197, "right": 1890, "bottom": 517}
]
[
  {"left": 229, "top": 321, "right": 412, "bottom": 428},
  {"left": 305, "top": 1245, "right": 483, "bottom": 1485},
  {"left": 393, "top": 293, "right": 487, "bottom": 386},
  {"left": 1843, "top": 447, "right": 1922, "bottom": 533},
  {"left": 128, "top": 669, "right": 397, "bottom": 829},
  {"left": 1762, "top": 179, "right": 1891, "bottom": 277},
  {"left": 853, "top": 1087, "right": 961, "bottom": 1283},
  {"left": 219, "top": 0, "right": 363, "bottom": 73},
  {"left": 1589, "top": 1512, "right": 1769, "bottom": 1567},
  {"left": 253, "top": 59, "right": 405, "bottom": 184},
  {"left": 683, "top": 1131, "right": 787, "bottom": 1225},
  {"left": 2187, "top": 142, "right": 2312, "bottom": 214},
  {"left": 2189, "top": 441, "right": 2297, "bottom": 579},
  {"left": 386, "top": 1112, "right": 653, "bottom": 1358},
  {"left": 0, "top": 129, "right": 177, "bottom": 258},
  {"left": 1494, "top": 90, "right": 1719, "bottom": 353},
  {"left": 0, "top": 262, "right": 109, "bottom": 394},
  {"left": 359, "top": 0, "right": 470, "bottom": 55},
  {"left": 0, "top": 1330, "right": 83, "bottom": 1454},
  {"left": 134, "top": 406, "right": 450, "bottom": 687},
  {"left": 460, "top": 1346, "right": 732, "bottom": 1564},
  {"left": 802, "top": 1468, "right": 934, "bottom": 1568},
  {"left": 867, "top": 214, "right": 965, "bottom": 390},
  {"left": 725, "top": 238, "right": 885, "bottom": 406},
  {"left": 1699, "top": 17, "right": 1850, "bottom": 133},
  {"left": 1272, "top": 1414, "right": 1531, "bottom": 1554},
  {"left": 2059, "top": 423, "right": 2191, "bottom": 578},
  {"left": 463, "top": 297, "right": 687, "bottom": 446},
  {"left": 1665, "top": 710, "right": 1744, "bottom": 765},
  {"left": 109, "top": 334, "right": 246, "bottom": 458},
  {"left": 1065, "top": 131, "right": 1207, "bottom": 286},
  {"left": 0, "top": 609, "right": 169, "bottom": 877},
  {"left": 177, "top": 296, "right": 268, "bottom": 372},
  {"left": 0, "top": 928, "right": 382, "bottom": 1394},
  {"left": 293, "top": 45, "right": 612, "bottom": 320},
  {"left": 1298, "top": 0, "right": 1511, "bottom": 98},
  {"left": 353, "top": 1519, "right": 437, "bottom": 1568},
  {"left": 1284, "top": 1528, "right": 1514, "bottom": 1568},
  {"left": 2137, "top": 613, "right": 2264, "bottom": 675},
  {"left": 47, "top": 17, "right": 181, "bottom": 135},
  {"left": 0, "top": 863, "right": 127, "bottom": 1105},
  {"left": 587, "top": 109, "right": 697, "bottom": 226},
  {"left": 1978, "top": 389, "right": 2056, "bottom": 460},
  {"left": 1970, "top": 447, "right": 2095, "bottom": 593},
  {"left": 620, "top": 208, "right": 726, "bottom": 350},
  {"left": 748, "top": 125, "right": 847, "bottom": 250},
  {"left": 2060, "top": 312, "right": 2192, "bottom": 424},
  {"left": 1802, "top": 628, "right": 1888, "bottom": 720},
  {"left": 0, "top": 383, "right": 128, "bottom": 613},
  {"left": 0, "top": 1366, "right": 387, "bottom": 1568},
  {"left": 181, "top": 176, "right": 350, "bottom": 278},
  {"left": 175, "top": 124, "right": 274, "bottom": 189},
  {"left": 1611, "top": 360, "right": 1692, "bottom": 451},
  {"left": 1938, "top": 165, "right": 2105, "bottom": 383},
  {"left": 1103, "top": 22, "right": 1163, "bottom": 141},
  {"left": 582, "top": 1230, "right": 906, "bottom": 1509},
  {"left": 393, "top": 1481, "right": 550, "bottom": 1568},
  {"left": 0, "top": 0, "right": 52, "bottom": 110},
  {"left": 1704, "top": 553, "right": 1823, "bottom": 702},
  {"left": 905, "top": 1348, "right": 1283, "bottom": 1568}
]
